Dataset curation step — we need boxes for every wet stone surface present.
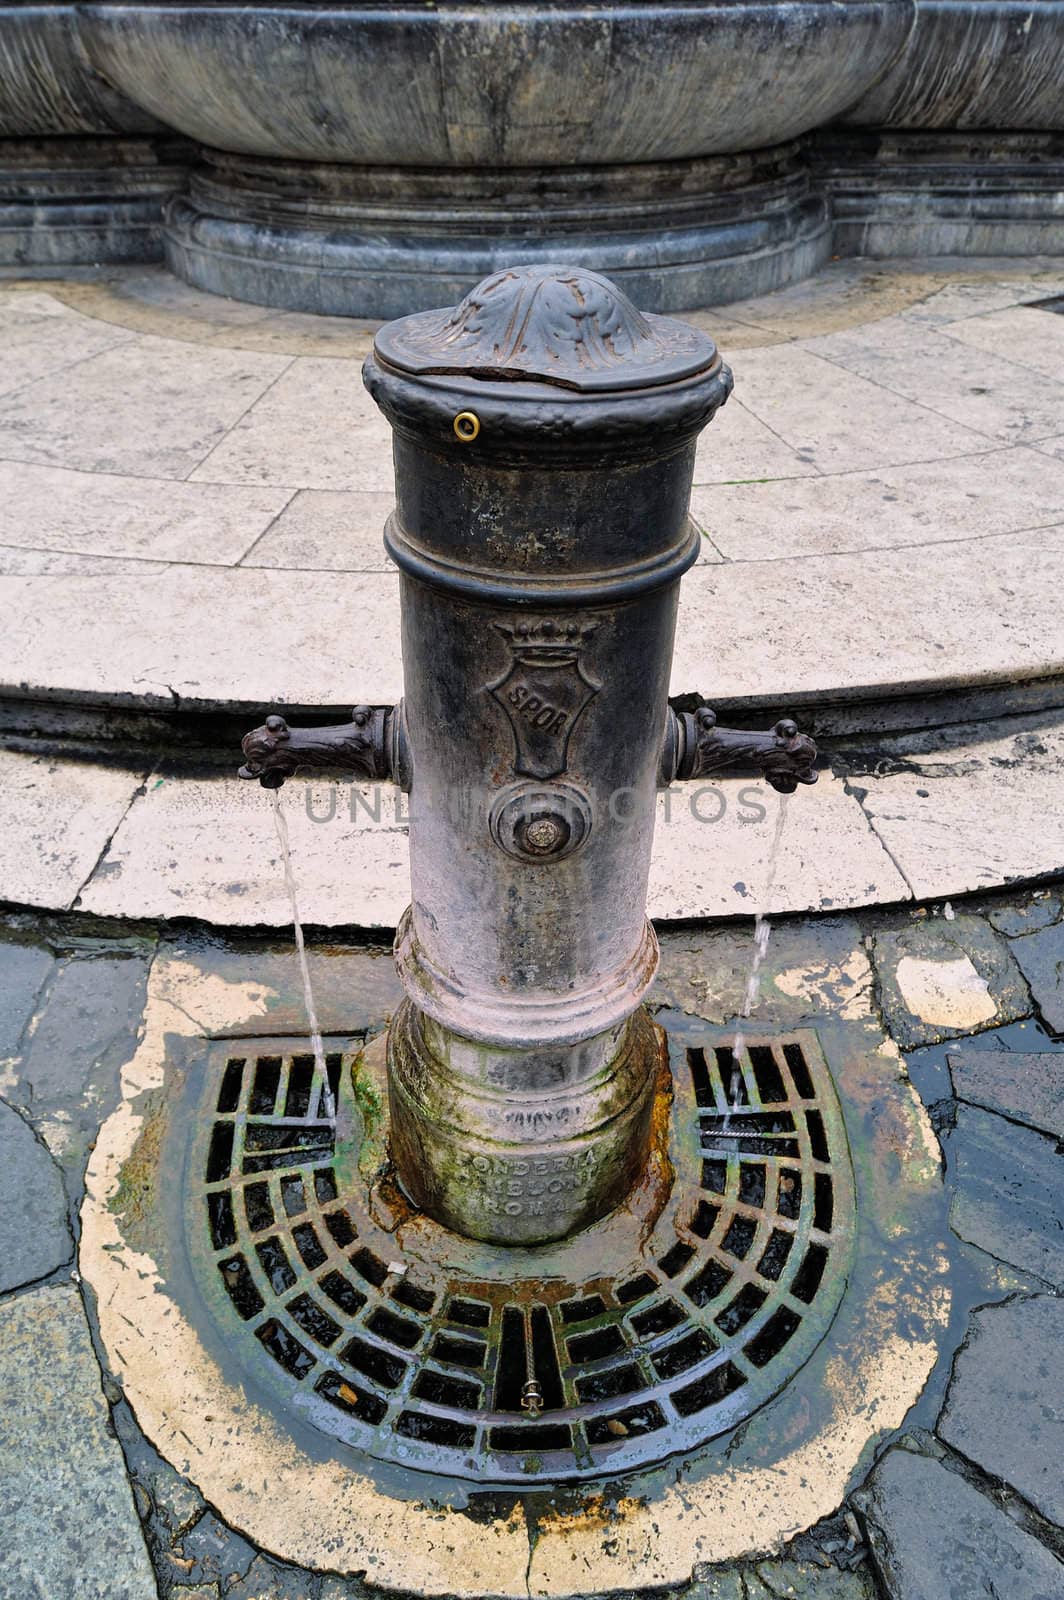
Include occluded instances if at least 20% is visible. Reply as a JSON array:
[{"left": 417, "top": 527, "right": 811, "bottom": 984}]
[
  {"left": 943, "top": 1104, "right": 1064, "bottom": 1288},
  {"left": 869, "top": 912, "right": 1029, "bottom": 1050},
  {"left": 902, "top": 1015, "right": 1060, "bottom": 1124},
  {"left": 856, "top": 1445, "right": 1064, "bottom": 1600},
  {"left": 692, "top": 1567, "right": 870, "bottom": 1600},
  {"left": 717, "top": 1560, "right": 875, "bottom": 1598},
  {"left": 947, "top": 1045, "right": 1064, "bottom": 1139},
  {"left": 987, "top": 891, "right": 1063, "bottom": 940},
  {"left": 938, "top": 1296, "right": 1064, "bottom": 1530},
  {"left": 4, "top": 940, "right": 153, "bottom": 1196},
  {"left": 0, "top": 1095, "right": 72, "bottom": 1292},
  {"left": 0, "top": 936, "right": 53, "bottom": 1059},
  {"left": 226, "top": 1555, "right": 328, "bottom": 1599},
  {"left": 162, "top": 1511, "right": 258, "bottom": 1593},
  {"left": 1010, "top": 921, "right": 1064, "bottom": 1035},
  {"left": 1, "top": 884, "right": 1063, "bottom": 1597}
]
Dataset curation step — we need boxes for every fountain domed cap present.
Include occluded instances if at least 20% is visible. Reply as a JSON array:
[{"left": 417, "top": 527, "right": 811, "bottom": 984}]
[
  {"left": 373, "top": 264, "right": 719, "bottom": 394},
  {"left": 365, "top": 265, "right": 732, "bottom": 465}
]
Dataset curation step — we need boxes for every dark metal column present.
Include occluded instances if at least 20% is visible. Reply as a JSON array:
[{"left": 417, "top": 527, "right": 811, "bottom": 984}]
[{"left": 363, "top": 265, "right": 730, "bottom": 1243}]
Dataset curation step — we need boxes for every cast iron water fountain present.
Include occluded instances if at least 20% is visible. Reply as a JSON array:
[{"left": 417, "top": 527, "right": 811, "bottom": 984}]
[
  {"left": 226, "top": 264, "right": 847, "bottom": 1483},
  {"left": 78, "top": 266, "right": 951, "bottom": 1586}
]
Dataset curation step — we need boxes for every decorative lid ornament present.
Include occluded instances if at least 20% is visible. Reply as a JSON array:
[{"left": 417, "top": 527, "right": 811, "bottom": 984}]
[{"left": 373, "top": 264, "right": 718, "bottom": 394}]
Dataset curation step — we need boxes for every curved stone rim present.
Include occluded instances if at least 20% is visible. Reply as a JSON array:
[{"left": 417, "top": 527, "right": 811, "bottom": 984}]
[{"left": 163, "top": 186, "right": 832, "bottom": 319}]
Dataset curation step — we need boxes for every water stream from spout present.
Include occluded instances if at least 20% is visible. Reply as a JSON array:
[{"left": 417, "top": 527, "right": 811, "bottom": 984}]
[
  {"left": 727, "top": 791, "right": 791, "bottom": 1113},
  {"left": 270, "top": 787, "right": 335, "bottom": 1122}
]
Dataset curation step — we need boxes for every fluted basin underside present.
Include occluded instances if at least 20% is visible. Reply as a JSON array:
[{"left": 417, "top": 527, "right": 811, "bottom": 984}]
[
  {"left": 80, "top": 0, "right": 910, "bottom": 313},
  {"left": 83, "top": 2, "right": 915, "bottom": 168},
  {"left": 0, "top": 2, "right": 181, "bottom": 264}
]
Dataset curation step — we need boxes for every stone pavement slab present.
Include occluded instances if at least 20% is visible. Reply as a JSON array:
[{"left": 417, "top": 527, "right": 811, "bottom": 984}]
[
  {"left": 944, "top": 1105, "right": 1064, "bottom": 1288},
  {"left": 690, "top": 445, "right": 1064, "bottom": 562},
  {"left": 0, "top": 564, "right": 403, "bottom": 710},
  {"left": 869, "top": 913, "right": 1028, "bottom": 1050},
  {"left": 0, "top": 294, "right": 137, "bottom": 400},
  {"left": 737, "top": 1562, "right": 872, "bottom": 1598},
  {"left": 190, "top": 354, "right": 395, "bottom": 494},
  {"left": 897, "top": 278, "right": 1064, "bottom": 327},
  {"left": 935, "top": 305, "right": 1064, "bottom": 385},
  {"left": 77, "top": 771, "right": 412, "bottom": 927},
  {"left": 647, "top": 771, "right": 909, "bottom": 919},
  {"left": 0, "top": 1283, "right": 157, "bottom": 1600},
  {"left": 726, "top": 342, "right": 994, "bottom": 473},
  {"left": 849, "top": 713, "right": 1064, "bottom": 902},
  {"left": 0, "top": 1097, "right": 71, "bottom": 1292},
  {"left": 1034, "top": 432, "right": 1064, "bottom": 465},
  {"left": 4, "top": 716, "right": 1061, "bottom": 926},
  {"left": 987, "top": 892, "right": 1062, "bottom": 939},
  {"left": 856, "top": 1447, "right": 1064, "bottom": 1600},
  {"left": 73, "top": 767, "right": 908, "bottom": 927},
  {"left": 239, "top": 486, "right": 395, "bottom": 572},
  {"left": 692, "top": 395, "right": 819, "bottom": 484},
  {"left": 0, "top": 939, "right": 53, "bottom": 1058},
  {"left": 0, "top": 547, "right": 170, "bottom": 575},
  {"left": 0, "top": 263, "right": 1061, "bottom": 727},
  {"left": 803, "top": 315, "right": 1064, "bottom": 446},
  {"left": 6, "top": 521, "right": 1062, "bottom": 719},
  {"left": 0, "top": 748, "right": 146, "bottom": 911},
  {"left": 671, "top": 529, "right": 1064, "bottom": 712},
  {"left": 939, "top": 1296, "right": 1064, "bottom": 1529},
  {"left": 1009, "top": 923, "right": 1064, "bottom": 1035},
  {"left": 0, "top": 458, "right": 294, "bottom": 566},
  {"left": 947, "top": 1047, "right": 1064, "bottom": 1139},
  {"left": 9, "top": 949, "right": 152, "bottom": 1184},
  {"left": 0, "top": 332, "right": 292, "bottom": 479}
]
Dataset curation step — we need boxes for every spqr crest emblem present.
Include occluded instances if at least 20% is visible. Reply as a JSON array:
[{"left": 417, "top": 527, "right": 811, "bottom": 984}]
[{"left": 488, "top": 619, "right": 600, "bottom": 779}]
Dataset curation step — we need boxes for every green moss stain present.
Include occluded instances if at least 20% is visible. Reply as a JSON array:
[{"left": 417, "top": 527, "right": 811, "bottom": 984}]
[{"left": 108, "top": 1093, "right": 167, "bottom": 1252}]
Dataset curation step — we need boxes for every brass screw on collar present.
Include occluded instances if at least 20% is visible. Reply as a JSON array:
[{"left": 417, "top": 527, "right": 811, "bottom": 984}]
[{"left": 453, "top": 410, "right": 480, "bottom": 442}]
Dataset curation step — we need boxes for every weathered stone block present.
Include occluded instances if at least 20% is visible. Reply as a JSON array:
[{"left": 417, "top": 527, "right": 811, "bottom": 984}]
[
  {"left": 947, "top": 1047, "right": 1064, "bottom": 1139},
  {"left": 939, "top": 1296, "right": 1064, "bottom": 1529},
  {"left": 944, "top": 1104, "right": 1064, "bottom": 1287},
  {"left": 0, "top": 1284, "right": 157, "bottom": 1599},
  {"left": 857, "top": 1447, "right": 1064, "bottom": 1600},
  {"left": 871, "top": 914, "right": 1029, "bottom": 1049},
  {"left": 0, "top": 1096, "right": 71, "bottom": 1291}
]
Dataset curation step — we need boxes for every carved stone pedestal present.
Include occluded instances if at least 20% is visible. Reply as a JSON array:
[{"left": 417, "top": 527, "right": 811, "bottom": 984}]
[{"left": 164, "top": 142, "right": 830, "bottom": 318}]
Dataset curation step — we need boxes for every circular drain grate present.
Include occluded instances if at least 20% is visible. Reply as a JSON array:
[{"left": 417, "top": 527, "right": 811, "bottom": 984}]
[{"left": 189, "top": 1021, "right": 854, "bottom": 1485}]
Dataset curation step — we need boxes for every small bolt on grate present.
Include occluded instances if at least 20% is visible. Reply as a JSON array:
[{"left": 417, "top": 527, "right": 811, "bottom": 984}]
[{"left": 189, "top": 1025, "right": 854, "bottom": 1485}]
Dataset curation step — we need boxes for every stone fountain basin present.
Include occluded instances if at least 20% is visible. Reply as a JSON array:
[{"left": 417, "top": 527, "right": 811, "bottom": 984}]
[
  {"left": 81, "top": 1, "right": 915, "bottom": 168},
  {"left": 0, "top": 2, "right": 161, "bottom": 136},
  {"left": 843, "top": 0, "right": 1064, "bottom": 130}
]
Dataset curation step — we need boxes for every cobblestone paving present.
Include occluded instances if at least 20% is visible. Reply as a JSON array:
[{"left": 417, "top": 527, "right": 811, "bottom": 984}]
[{"left": 1, "top": 886, "right": 1061, "bottom": 1599}]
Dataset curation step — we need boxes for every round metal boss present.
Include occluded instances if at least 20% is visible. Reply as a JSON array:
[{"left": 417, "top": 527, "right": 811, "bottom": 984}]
[{"left": 488, "top": 780, "right": 593, "bottom": 862}]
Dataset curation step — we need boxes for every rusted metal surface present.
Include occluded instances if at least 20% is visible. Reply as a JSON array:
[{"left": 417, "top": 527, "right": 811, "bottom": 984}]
[
  {"left": 238, "top": 704, "right": 399, "bottom": 789},
  {"left": 387, "top": 1002, "right": 663, "bottom": 1244},
  {"left": 664, "top": 706, "right": 819, "bottom": 794},
  {"left": 186, "top": 1016, "right": 854, "bottom": 1487}
]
